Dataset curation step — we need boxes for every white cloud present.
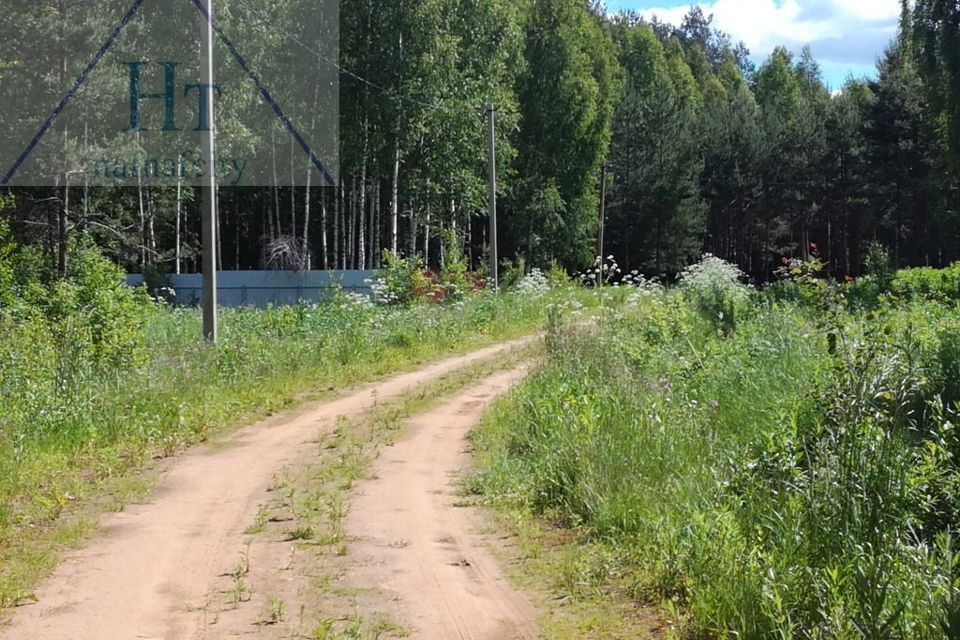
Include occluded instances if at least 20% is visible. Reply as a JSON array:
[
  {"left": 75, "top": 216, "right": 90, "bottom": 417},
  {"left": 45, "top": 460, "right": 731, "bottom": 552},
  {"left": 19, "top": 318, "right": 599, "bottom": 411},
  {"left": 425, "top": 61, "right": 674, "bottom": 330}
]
[{"left": 637, "top": 0, "right": 900, "bottom": 69}]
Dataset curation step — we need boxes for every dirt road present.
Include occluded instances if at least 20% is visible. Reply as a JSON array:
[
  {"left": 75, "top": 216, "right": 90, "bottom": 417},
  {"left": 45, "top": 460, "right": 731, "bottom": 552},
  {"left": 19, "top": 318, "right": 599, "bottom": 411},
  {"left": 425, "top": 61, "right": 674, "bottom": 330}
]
[
  {"left": 0, "top": 339, "right": 539, "bottom": 640},
  {"left": 343, "top": 366, "right": 540, "bottom": 640}
]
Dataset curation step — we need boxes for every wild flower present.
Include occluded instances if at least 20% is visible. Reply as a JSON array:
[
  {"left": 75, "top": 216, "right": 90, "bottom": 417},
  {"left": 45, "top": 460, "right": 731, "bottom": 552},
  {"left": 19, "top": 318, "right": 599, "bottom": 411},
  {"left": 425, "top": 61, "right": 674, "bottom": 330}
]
[
  {"left": 679, "top": 254, "right": 748, "bottom": 295},
  {"left": 679, "top": 255, "right": 751, "bottom": 331},
  {"left": 578, "top": 256, "right": 622, "bottom": 288},
  {"left": 516, "top": 269, "right": 550, "bottom": 298},
  {"left": 368, "top": 277, "right": 401, "bottom": 307},
  {"left": 622, "top": 271, "right": 663, "bottom": 305},
  {"left": 339, "top": 291, "right": 375, "bottom": 310}
]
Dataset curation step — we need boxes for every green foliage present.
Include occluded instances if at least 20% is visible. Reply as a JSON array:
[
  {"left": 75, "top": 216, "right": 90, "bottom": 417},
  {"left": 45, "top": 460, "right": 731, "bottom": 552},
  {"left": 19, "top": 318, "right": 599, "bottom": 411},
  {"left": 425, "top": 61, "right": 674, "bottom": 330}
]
[
  {"left": 0, "top": 220, "right": 13, "bottom": 308},
  {"left": 370, "top": 252, "right": 430, "bottom": 307},
  {"left": 371, "top": 241, "right": 478, "bottom": 306},
  {"left": 499, "top": 257, "right": 528, "bottom": 290},
  {"left": 0, "top": 280, "right": 560, "bottom": 608},
  {"left": 866, "top": 242, "right": 896, "bottom": 291},
  {"left": 436, "top": 228, "right": 471, "bottom": 302},
  {"left": 5, "top": 1, "right": 960, "bottom": 286},
  {"left": 912, "top": 0, "right": 960, "bottom": 167},
  {"left": 471, "top": 287, "right": 960, "bottom": 638},
  {"left": 607, "top": 23, "right": 706, "bottom": 276},
  {"left": 846, "top": 261, "right": 960, "bottom": 309},
  {"left": 892, "top": 263, "right": 960, "bottom": 301},
  {"left": 512, "top": 0, "right": 621, "bottom": 269},
  {"left": 679, "top": 254, "right": 751, "bottom": 332}
]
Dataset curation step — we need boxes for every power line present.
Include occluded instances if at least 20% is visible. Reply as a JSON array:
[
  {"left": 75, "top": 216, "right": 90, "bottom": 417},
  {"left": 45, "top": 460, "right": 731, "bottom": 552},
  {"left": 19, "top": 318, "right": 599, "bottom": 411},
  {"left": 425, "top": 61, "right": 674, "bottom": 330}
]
[{"left": 231, "top": 0, "right": 483, "bottom": 117}]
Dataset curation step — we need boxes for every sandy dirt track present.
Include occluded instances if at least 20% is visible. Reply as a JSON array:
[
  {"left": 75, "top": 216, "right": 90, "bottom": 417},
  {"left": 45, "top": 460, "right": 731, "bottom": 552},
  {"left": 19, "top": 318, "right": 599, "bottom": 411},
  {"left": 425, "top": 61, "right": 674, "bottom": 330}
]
[
  {"left": 0, "top": 338, "right": 537, "bottom": 640},
  {"left": 343, "top": 366, "right": 541, "bottom": 640}
]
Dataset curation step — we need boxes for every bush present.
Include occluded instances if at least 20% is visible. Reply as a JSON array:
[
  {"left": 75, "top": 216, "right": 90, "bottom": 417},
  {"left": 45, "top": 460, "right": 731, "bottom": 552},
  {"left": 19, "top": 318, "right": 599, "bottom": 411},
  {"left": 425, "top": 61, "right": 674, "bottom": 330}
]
[
  {"left": 865, "top": 242, "right": 896, "bottom": 291},
  {"left": 679, "top": 254, "right": 751, "bottom": 332},
  {"left": 0, "top": 221, "right": 12, "bottom": 308},
  {"left": 370, "top": 252, "right": 431, "bottom": 306},
  {"left": 499, "top": 257, "right": 527, "bottom": 290},
  {"left": 892, "top": 263, "right": 960, "bottom": 301},
  {"left": 515, "top": 269, "right": 550, "bottom": 298},
  {"left": 435, "top": 229, "right": 471, "bottom": 303},
  {"left": 846, "top": 259, "right": 960, "bottom": 307}
]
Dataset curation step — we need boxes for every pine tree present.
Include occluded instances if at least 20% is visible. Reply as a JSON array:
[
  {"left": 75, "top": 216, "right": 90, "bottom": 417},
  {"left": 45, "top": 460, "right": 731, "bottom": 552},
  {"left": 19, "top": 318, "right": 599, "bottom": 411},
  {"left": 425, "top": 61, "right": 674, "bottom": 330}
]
[{"left": 607, "top": 24, "right": 705, "bottom": 276}]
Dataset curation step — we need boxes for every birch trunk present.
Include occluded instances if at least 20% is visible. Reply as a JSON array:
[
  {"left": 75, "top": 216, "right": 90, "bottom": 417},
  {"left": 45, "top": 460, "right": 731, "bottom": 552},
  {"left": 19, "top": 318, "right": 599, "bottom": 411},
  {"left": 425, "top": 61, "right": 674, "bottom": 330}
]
[
  {"left": 334, "top": 180, "right": 341, "bottom": 269},
  {"left": 408, "top": 197, "right": 417, "bottom": 257},
  {"left": 290, "top": 138, "right": 297, "bottom": 242},
  {"left": 321, "top": 189, "right": 329, "bottom": 270},
  {"left": 424, "top": 206, "right": 431, "bottom": 266},
  {"left": 371, "top": 180, "right": 380, "bottom": 268},
  {"left": 272, "top": 129, "right": 281, "bottom": 238},
  {"left": 147, "top": 188, "right": 156, "bottom": 265},
  {"left": 358, "top": 157, "right": 367, "bottom": 270},
  {"left": 137, "top": 170, "right": 146, "bottom": 267},
  {"left": 348, "top": 174, "right": 357, "bottom": 269},
  {"left": 390, "top": 131, "right": 400, "bottom": 255},
  {"left": 304, "top": 167, "right": 312, "bottom": 270}
]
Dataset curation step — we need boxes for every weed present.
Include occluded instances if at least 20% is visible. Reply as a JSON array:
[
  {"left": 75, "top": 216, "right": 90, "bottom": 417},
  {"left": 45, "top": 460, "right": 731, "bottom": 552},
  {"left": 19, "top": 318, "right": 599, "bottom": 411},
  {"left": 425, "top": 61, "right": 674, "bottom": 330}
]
[
  {"left": 267, "top": 595, "right": 285, "bottom": 624},
  {"left": 243, "top": 504, "right": 269, "bottom": 535},
  {"left": 471, "top": 281, "right": 960, "bottom": 638},
  {"left": 228, "top": 566, "right": 251, "bottom": 605},
  {"left": 285, "top": 525, "right": 315, "bottom": 542},
  {"left": 310, "top": 618, "right": 336, "bottom": 640}
]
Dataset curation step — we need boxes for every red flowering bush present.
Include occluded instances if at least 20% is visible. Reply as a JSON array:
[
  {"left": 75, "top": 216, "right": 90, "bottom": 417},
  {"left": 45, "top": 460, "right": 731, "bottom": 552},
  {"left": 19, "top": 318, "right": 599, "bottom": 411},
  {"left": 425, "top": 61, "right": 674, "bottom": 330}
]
[{"left": 775, "top": 243, "right": 826, "bottom": 286}]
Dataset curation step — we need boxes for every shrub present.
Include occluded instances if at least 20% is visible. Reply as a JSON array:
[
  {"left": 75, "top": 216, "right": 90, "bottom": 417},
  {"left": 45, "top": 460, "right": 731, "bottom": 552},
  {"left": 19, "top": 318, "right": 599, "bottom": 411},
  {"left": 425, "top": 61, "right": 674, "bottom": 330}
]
[
  {"left": 865, "top": 242, "right": 896, "bottom": 292},
  {"left": 435, "top": 229, "right": 471, "bottom": 303},
  {"left": 891, "top": 263, "right": 960, "bottom": 301},
  {"left": 48, "top": 246, "right": 154, "bottom": 373},
  {"left": 0, "top": 221, "right": 15, "bottom": 311},
  {"left": 370, "top": 252, "right": 430, "bottom": 306},
  {"left": 515, "top": 269, "right": 550, "bottom": 298},
  {"left": 500, "top": 257, "right": 527, "bottom": 290},
  {"left": 679, "top": 254, "right": 751, "bottom": 332}
]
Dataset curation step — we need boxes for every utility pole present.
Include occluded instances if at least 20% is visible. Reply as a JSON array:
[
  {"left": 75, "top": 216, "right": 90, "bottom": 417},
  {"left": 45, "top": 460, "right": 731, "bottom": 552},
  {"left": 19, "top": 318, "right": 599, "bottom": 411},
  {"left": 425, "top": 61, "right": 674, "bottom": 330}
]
[
  {"left": 201, "top": 0, "right": 218, "bottom": 342},
  {"left": 486, "top": 104, "right": 498, "bottom": 291},
  {"left": 597, "top": 163, "right": 608, "bottom": 289}
]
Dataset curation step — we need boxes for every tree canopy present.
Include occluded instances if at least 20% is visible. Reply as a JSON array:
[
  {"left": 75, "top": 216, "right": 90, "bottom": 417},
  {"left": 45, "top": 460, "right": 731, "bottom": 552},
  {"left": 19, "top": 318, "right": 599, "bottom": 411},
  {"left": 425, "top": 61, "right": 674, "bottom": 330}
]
[{"left": 2, "top": 0, "right": 959, "bottom": 280}]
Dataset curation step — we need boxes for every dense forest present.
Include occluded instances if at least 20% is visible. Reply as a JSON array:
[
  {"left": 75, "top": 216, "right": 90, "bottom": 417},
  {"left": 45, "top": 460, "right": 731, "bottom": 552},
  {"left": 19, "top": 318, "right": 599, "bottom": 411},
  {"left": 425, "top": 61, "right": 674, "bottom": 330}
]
[{"left": 2, "top": 0, "right": 959, "bottom": 281}]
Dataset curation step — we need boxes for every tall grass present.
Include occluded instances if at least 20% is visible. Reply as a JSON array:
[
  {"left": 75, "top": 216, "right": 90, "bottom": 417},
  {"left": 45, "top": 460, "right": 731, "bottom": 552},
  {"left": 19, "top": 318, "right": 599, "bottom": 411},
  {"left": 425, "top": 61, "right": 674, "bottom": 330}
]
[{"left": 471, "top": 274, "right": 960, "bottom": 638}]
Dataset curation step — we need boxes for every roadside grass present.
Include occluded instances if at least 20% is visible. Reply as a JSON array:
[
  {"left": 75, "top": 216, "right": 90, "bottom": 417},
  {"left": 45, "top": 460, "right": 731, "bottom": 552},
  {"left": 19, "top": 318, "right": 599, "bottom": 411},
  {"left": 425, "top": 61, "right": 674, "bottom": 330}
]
[
  {"left": 218, "top": 340, "right": 539, "bottom": 639},
  {"left": 468, "top": 280, "right": 960, "bottom": 639},
  {"left": 469, "top": 502, "right": 665, "bottom": 639},
  {"left": 0, "top": 286, "right": 569, "bottom": 613}
]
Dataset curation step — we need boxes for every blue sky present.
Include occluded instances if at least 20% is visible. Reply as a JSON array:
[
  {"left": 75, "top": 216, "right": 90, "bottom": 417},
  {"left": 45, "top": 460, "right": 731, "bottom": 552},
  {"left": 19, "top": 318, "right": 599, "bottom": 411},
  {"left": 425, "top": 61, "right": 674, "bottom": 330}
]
[{"left": 606, "top": 0, "right": 901, "bottom": 89}]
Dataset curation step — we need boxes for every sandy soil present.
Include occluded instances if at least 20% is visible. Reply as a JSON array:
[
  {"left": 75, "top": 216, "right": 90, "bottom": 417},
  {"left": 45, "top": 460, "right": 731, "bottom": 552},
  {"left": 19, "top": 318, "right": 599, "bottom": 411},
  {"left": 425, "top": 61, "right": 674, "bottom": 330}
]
[
  {"left": 0, "top": 338, "right": 537, "bottom": 640},
  {"left": 341, "top": 366, "right": 541, "bottom": 640}
]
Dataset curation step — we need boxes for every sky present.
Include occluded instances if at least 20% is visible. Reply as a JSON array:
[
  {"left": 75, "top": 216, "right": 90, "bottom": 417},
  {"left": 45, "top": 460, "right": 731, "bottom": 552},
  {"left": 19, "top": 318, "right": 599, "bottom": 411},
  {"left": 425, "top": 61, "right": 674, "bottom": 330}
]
[{"left": 606, "top": 0, "right": 902, "bottom": 89}]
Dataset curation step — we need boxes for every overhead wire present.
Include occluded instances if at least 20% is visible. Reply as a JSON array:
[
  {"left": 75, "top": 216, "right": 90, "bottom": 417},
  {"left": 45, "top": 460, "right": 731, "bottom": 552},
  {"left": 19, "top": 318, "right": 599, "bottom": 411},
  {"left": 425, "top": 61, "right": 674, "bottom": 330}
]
[{"left": 230, "top": 0, "right": 487, "bottom": 117}]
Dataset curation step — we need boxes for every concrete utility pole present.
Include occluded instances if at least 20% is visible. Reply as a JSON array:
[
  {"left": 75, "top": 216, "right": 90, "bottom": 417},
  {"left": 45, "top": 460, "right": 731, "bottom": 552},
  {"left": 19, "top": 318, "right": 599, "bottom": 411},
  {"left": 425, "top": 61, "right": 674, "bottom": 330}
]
[
  {"left": 486, "top": 104, "right": 498, "bottom": 292},
  {"left": 201, "top": 0, "right": 218, "bottom": 342}
]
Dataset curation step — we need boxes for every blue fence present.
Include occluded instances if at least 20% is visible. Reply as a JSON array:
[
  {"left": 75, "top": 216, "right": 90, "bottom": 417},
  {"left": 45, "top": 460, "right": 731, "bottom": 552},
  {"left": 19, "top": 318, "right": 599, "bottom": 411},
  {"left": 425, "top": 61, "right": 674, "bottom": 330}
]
[{"left": 126, "top": 271, "right": 376, "bottom": 307}]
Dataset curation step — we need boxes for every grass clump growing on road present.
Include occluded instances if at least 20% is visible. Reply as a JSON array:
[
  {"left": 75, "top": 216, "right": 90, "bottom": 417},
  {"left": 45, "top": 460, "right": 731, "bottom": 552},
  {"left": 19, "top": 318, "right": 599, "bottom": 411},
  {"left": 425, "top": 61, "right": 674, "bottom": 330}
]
[{"left": 470, "top": 257, "right": 960, "bottom": 638}]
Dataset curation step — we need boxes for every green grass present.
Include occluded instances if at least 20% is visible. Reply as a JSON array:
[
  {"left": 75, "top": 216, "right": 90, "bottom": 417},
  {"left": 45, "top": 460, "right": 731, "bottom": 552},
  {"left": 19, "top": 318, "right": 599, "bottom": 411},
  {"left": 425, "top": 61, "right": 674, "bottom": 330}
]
[
  {"left": 0, "top": 282, "right": 572, "bottom": 611},
  {"left": 469, "top": 282, "right": 960, "bottom": 639}
]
